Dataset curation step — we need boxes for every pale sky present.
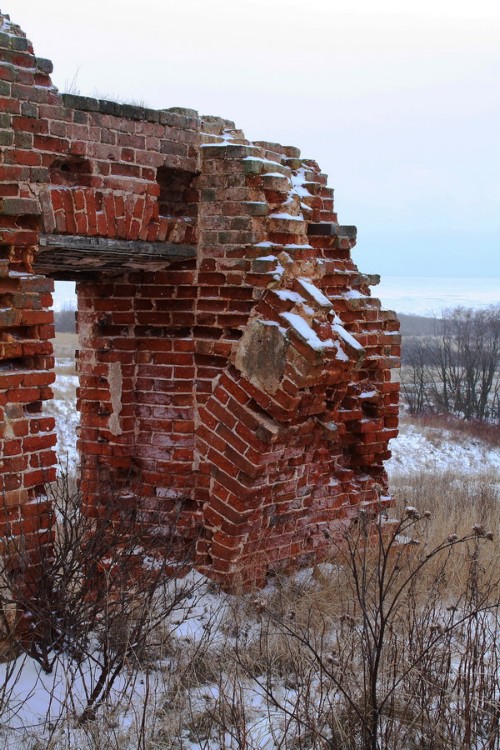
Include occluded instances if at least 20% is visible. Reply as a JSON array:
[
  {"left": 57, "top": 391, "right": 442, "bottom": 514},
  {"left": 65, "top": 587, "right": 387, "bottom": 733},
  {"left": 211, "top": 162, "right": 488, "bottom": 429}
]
[{"left": 8, "top": 0, "right": 500, "bottom": 278}]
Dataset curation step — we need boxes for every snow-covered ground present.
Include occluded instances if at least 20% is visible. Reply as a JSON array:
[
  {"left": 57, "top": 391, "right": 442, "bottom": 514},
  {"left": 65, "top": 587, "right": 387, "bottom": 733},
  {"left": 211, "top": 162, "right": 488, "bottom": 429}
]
[
  {"left": 46, "top": 361, "right": 79, "bottom": 471},
  {"left": 387, "top": 419, "right": 500, "bottom": 476},
  {"left": 376, "top": 275, "right": 500, "bottom": 316},
  {"left": 0, "top": 572, "right": 228, "bottom": 748}
]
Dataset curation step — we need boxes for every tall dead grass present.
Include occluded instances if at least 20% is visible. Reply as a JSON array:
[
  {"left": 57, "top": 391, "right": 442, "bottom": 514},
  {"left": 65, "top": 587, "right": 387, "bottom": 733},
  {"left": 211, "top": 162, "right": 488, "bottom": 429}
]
[{"left": 391, "top": 468, "right": 499, "bottom": 553}]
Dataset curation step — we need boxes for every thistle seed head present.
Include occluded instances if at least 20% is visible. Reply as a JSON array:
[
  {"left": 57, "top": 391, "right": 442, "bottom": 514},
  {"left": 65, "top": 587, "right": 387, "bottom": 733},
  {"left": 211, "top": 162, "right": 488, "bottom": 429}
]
[{"left": 405, "top": 506, "right": 420, "bottom": 520}]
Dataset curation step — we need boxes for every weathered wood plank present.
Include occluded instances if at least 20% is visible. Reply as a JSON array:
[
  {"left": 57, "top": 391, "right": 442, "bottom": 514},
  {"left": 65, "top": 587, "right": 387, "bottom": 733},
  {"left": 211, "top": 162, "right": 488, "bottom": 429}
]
[{"left": 35, "top": 234, "right": 197, "bottom": 277}]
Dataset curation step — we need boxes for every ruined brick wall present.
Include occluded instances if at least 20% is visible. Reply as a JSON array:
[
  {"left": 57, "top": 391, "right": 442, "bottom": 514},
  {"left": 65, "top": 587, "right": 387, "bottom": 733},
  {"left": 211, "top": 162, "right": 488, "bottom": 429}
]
[
  {"left": 0, "top": 10, "right": 400, "bottom": 589},
  {"left": 0, "top": 13, "right": 56, "bottom": 582}
]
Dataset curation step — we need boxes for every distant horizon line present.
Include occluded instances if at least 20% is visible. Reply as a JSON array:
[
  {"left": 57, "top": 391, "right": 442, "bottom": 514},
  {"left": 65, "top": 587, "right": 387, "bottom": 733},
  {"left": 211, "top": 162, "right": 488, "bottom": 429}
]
[{"left": 378, "top": 274, "right": 500, "bottom": 279}]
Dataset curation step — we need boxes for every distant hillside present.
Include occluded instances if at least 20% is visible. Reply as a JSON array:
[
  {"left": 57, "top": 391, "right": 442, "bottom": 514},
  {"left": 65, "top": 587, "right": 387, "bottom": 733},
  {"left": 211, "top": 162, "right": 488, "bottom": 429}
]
[
  {"left": 398, "top": 313, "right": 442, "bottom": 336},
  {"left": 52, "top": 308, "right": 439, "bottom": 338}
]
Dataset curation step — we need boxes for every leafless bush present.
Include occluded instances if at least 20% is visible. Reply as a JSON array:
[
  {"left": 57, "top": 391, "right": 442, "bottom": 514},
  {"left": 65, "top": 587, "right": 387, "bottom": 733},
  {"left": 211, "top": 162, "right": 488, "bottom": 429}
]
[
  {"left": 220, "top": 509, "right": 499, "bottom": 750},
  {"left": 0, "top": 474, "right": 204, "bottom": 734}
]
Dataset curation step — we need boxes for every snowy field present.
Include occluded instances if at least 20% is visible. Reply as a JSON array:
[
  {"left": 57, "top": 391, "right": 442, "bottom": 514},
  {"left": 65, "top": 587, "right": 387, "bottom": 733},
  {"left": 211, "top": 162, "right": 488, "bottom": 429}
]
[
  {"left": 376, "top": 275, "right": 500, "bottom": 316},
  {"left": 387, "top": 418, "right": 500, "bottom": 477},
  {"left": 48, "top": 363, "right": 79, "bottom": 471}
]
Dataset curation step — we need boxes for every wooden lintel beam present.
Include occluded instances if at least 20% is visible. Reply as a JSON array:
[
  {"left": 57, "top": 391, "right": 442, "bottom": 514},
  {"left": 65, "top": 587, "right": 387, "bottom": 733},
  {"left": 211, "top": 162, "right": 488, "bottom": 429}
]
[
  {"left": 38, "top": 233, "right": 197, "bottom": 260},
  {"left": 34, "top": 234, "right": 197, "bottom": 278}
]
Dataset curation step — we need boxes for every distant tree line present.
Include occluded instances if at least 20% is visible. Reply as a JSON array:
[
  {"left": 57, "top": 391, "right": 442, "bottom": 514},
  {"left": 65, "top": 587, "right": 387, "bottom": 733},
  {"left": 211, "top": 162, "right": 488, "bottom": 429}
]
[
  {"left": 402, "top": 305, "right": 500, "bottom": 423},
  {"left": 398, "top": 313, "right": 444, "bottom": 337},
  {"left": 54, "top": 306, "right": 76, "bottom": 333}
]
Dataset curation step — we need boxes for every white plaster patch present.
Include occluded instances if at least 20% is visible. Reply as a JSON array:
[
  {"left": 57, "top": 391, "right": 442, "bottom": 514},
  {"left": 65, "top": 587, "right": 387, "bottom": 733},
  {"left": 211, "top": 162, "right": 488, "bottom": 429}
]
[{"left": 108, "top": 361, "right": 123, "bottom": 436}]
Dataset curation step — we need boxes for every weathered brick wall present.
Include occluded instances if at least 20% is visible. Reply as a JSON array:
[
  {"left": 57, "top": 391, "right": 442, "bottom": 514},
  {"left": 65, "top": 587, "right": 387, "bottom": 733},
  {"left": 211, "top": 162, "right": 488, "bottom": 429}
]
[
  {"left": 0, "top": 14, "right": 56, "bottom": 584},
  {"left": 0, "top": 10, "right": 400, "bottom": 589}
]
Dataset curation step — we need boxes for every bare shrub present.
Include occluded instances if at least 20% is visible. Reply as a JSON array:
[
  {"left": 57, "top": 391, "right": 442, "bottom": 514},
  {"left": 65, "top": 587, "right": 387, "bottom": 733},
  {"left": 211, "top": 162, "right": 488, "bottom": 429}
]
[
  {"left": 0, "top": 475, "right": 204, "bottom": 732},
  {"left": 222, "top": 509, "right": 499, "bottom": 750},
  {"left": 402, "top": 304, "right": 500, "bottom": 423}
]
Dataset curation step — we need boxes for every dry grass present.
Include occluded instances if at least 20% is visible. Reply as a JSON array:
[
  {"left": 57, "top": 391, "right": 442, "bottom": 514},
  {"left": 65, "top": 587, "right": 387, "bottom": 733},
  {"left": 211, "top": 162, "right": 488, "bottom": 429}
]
[
  {"left": 54, "top": 359, "right": 76, "bottom": 376},
  {"left": 391, "top": 469, "right": 498, "bottom": 544},
  {"left": 51, "top": 332, "right": 78, "bottom": 359},
  {"left": 389, "top": 465, "right": 499, "bottom": 606}
]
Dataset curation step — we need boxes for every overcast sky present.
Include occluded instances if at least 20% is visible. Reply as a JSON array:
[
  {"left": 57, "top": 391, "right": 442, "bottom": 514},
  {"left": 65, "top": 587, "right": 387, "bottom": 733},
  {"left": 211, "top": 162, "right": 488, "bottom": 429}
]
[{"left": 9, "top": 0, "right": 500, "bottom": 278}]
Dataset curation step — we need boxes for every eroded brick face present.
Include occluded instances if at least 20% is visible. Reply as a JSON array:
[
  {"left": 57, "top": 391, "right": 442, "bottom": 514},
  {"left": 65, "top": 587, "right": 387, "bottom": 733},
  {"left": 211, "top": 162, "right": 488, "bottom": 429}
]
[{"left": 0, "top": 11, "right": 400, "bottom": 588}]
